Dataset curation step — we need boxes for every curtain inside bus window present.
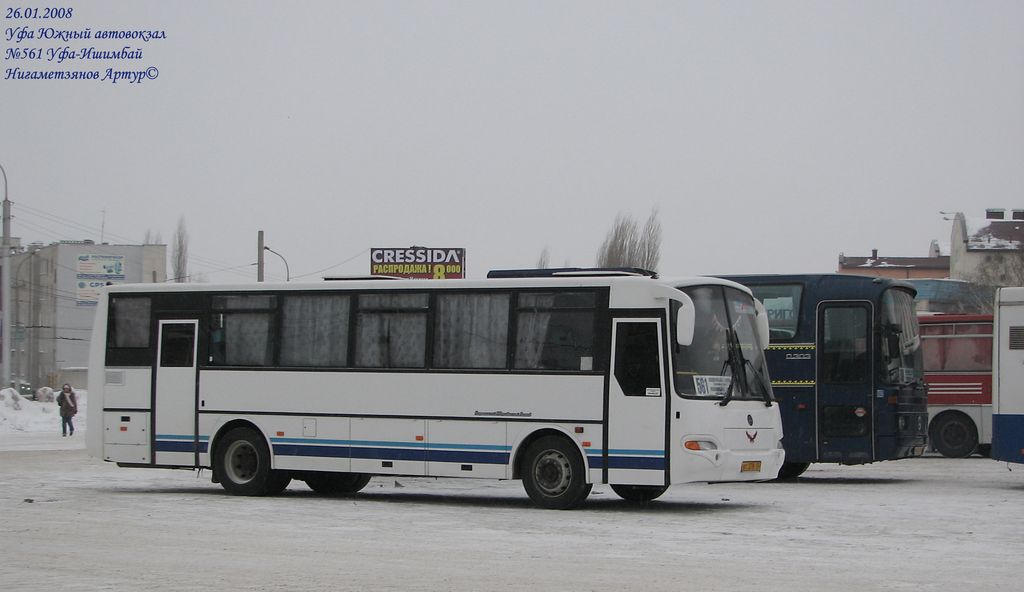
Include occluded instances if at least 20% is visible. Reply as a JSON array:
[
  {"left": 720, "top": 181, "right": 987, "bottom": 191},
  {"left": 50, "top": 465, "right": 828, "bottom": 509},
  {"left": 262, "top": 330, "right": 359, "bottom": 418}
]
[
  {"left": 280, "top": 294, "right": 350, "bottom": 367},
  {"left": 434, "top": 293, "right": 510, "bottom": 369},
  {"left": 822, "top": 307, "right": 868, "bottom": 383},
  {"left": 923, "top": 335, "right": 992, "bottom": 373},
  {"left": 514, "top": 292, "right": 596, "bottom": 371},
  {"left": 209, "top": 295, "right": 277, "bottom": 367},
  {"left": 355, "top": 293, "right": 428, "bottom": 368}
]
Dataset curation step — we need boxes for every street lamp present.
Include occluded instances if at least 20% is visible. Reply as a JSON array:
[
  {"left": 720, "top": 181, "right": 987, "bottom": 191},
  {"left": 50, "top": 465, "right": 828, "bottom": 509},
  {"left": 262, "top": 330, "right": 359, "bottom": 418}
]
[
  {"left": 1, "top": 163, "right": 10, "bottom": 388},
  {"left": 263, "top": 246, "right": 290, "bottom": 281}
]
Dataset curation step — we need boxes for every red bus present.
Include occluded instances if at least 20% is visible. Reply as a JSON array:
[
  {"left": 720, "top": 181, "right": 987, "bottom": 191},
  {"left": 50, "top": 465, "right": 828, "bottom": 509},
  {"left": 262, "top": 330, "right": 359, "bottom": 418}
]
[{"left": 919, "top": 314, "right": 993, "bottom": 457}]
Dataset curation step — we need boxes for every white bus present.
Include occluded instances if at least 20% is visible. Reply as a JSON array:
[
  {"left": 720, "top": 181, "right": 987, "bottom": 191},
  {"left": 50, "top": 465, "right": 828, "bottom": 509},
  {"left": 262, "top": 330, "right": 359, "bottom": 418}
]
[
  {"left": 87, "top": 270, "right": 784, "bottom": 509},
  {"left": 992, "top": 288, "right": 1024, "bottom": 464}
]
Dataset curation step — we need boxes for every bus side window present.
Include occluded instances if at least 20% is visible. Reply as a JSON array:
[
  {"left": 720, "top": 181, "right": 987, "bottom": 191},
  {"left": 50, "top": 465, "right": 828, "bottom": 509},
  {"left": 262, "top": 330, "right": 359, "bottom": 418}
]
[{"left": 614, "top": 322, "right": 661, "bottom": 396}]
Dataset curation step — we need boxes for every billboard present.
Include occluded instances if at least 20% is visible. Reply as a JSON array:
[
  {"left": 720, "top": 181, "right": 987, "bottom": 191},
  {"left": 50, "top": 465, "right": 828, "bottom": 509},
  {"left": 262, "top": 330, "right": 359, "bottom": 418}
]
[
  {"left": 76, "top": 254, "right": 126, "bottom": 306},
  {"left": 370, "top": 247, "right": 466, "bottom": 279}
]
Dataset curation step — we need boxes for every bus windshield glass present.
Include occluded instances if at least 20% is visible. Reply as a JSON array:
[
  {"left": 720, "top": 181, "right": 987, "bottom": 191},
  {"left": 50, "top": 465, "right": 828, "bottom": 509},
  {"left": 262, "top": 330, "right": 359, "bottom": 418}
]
[
  {"left": 672, "top": 285, "right": 773, "bottom": 402},
  {"left": 881, "top": 288, "right": 923, "bottom": 385}
]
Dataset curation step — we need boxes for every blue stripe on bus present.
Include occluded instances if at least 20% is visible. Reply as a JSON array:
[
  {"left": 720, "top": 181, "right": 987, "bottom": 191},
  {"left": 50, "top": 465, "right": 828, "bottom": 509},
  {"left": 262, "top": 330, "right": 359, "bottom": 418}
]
[
  {"left": 154, "top": 435, "right": 662, "bottom": 470},
  {"left": 153, "top": 434, "right": 207, "bottom": 450},
  {"left": 270, "top": 437, "right": 510, "bottom": 452},
  {"left": 272, "top": 443, "right": 510, "bottom": 465}
]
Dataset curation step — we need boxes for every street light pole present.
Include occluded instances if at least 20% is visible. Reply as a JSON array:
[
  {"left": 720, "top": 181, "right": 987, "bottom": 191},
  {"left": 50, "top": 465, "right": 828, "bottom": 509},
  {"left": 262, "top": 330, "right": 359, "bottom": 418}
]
[
  {"left": 263, "top": 246, "right": 290, "bottom": 281},
  {"left": 1, "top": 163, "right": 10, "bottom": 388}
]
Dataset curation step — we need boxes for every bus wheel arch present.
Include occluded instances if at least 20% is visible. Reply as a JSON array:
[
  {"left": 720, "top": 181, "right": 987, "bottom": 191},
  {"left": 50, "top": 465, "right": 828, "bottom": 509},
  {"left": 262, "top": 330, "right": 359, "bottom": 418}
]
[
  {"left": 930, "top": 411, "right": 979, "bottom": 458},
  {"left": 518, "top": 433, "right": 593, "bottom": 510},
  {"left": 211, "top": 422, "right": 291, "bottom": 496},
  {"left": 511, "top": 428, "right": 588, "bottom": 480}
]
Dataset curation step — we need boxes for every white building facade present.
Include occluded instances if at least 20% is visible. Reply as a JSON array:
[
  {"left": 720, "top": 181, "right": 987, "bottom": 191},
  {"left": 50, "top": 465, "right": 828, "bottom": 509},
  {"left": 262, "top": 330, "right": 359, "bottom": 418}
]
[{"left": 9, "top": 240, "right": 165, "bottom": 390}]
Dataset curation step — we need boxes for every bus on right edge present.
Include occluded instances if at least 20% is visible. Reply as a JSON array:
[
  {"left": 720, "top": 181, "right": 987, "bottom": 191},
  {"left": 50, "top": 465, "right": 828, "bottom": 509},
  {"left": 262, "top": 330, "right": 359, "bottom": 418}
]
[
  {"left": 992, "top": 287, "right": 1024, "bottom": 464},
  {"left": 720, "top": 274, "right": 929, "bottom": 478}
]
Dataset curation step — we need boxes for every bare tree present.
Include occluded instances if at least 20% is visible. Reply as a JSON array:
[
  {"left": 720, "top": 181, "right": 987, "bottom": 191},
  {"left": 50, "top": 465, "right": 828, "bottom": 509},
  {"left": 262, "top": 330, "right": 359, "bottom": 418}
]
[
  {"left": 536, "top": 247, "right": 550, "bottom": 269},
  {"left": 143, "top": 229, "right": 163, "bottom": 245},
  {"left": 596, "top": 208, "right": 661, "bottom": 271},
  {"left": 961, "top": 252, "right": 1024, "bottom": 313},
  {"left": 172, "top": 216, "right": 189, "bottom": 283}
]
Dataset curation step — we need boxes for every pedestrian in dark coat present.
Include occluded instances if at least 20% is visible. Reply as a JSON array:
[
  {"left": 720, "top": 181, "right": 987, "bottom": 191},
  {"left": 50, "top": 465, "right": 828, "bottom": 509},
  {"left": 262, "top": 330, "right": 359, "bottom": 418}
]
[{"left": 56, "top": 384, "right": 78, "bottom": 437}]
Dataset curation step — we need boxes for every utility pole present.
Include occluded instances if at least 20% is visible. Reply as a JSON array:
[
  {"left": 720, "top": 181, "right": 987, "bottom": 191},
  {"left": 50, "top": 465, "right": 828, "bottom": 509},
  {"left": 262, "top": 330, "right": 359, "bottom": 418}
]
[
  {"left": 1, "top": 163, "right": 10, "bottom": 388},
  {"left": 257, "top": 230, "right": 265, "bottom": 282}
]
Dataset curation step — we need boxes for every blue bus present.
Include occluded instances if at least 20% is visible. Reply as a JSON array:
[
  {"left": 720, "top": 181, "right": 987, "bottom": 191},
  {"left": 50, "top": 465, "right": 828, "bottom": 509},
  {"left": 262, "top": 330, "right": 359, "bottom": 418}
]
[{"left": 719, "top": 274, "right": 928, "bottom": 478}]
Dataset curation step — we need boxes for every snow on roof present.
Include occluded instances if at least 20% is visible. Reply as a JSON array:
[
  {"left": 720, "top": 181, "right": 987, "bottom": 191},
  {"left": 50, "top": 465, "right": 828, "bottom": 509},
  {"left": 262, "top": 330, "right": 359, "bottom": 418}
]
[{"left": 964, "top": 217, "right": 1024, "bottom": 251}]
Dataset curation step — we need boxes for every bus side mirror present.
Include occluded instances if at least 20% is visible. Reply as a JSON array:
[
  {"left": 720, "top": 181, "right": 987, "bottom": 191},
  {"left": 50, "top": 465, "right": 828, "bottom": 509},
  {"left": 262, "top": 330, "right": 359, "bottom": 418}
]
[
  {"left": 676, "top": 294, "right": 695, "bottom": 346},
  {"left": 755, "top": 299, "right": 771, "bottom": 350}
]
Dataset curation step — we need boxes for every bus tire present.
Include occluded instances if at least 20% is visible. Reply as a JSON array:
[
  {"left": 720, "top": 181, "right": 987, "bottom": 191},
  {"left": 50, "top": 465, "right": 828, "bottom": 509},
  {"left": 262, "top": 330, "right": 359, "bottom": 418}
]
[
  {"left": 305, "top": 472, "right": 372, "bottom": 494},
  {"left": 215, "top": 427, "right": 278, "bottom": 496},
  {"left": 521, "top": 436, "right": 592, "bottom": 510},
  {"left": 776, "top": 462, "right": 810, "bottom": 480},
  {"left": 931, "top": 413, "right": 978, "bottom": 458},
  {"left": 610, "top": 484, "right": 668, "bottom": 502},
  {"left": 265, "top": 470, "right": 292, "bottom": 495}
]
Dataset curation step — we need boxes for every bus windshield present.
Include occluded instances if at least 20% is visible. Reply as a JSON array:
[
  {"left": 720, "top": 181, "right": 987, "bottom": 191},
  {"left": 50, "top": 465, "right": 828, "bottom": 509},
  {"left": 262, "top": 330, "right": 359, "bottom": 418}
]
[
  {"left": 672, "top": 285, "right": 773, "bottom": 403},
  {"left": 881, "top": 288, "right": 923, "bottom": 385}
]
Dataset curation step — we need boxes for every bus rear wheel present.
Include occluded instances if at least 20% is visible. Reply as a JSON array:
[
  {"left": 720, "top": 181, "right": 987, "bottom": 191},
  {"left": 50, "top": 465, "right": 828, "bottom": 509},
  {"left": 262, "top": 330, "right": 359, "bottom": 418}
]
[
  {"left": 521, "top": 436, "right": 592, "bottom": 510},
  {"left": 215, "top": 427, "right": 288, "bottom": 496},
  {"left": 610, "top": 484, "right": 668, "bottom": 502},
  {"left": 776, "top": 462, "right": 810, "bottom": 480},
  {"left": 931, "top": 413, "right": 978, "bottom": 458},
  {"left": 305, "top": 472, "right": 372, "bottom": 494}
]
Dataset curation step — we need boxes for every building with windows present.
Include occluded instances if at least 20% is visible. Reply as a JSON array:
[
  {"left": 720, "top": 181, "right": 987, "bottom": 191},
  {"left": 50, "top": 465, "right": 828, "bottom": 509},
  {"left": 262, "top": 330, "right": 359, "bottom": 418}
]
[
  {"left": 8, "top": 240, "right": 165, "bottom": 391},
  {"left": 837, "top": 242, "right": 950, "bottom": 280},
  {"left": 950, "top": 208, "right": 1024, "bottom": 284}
]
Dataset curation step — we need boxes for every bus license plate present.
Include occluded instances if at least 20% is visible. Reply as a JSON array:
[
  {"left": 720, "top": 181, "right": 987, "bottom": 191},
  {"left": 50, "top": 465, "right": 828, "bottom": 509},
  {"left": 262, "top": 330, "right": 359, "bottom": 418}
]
[{"left": 740, "top": 461, "right": 761, "bottom": 473}]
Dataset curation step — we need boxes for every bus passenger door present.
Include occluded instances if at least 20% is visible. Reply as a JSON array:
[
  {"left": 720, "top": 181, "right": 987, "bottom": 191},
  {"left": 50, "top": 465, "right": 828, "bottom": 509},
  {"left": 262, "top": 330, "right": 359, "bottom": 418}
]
[
  {"left": 817, "top": 304, "right": 874, "bottom": 463},
  {"left": 606, "top": 319, "right": 667, "bottom": 486},
  {"left": 153, "top": 320, "right": 200, "bottom": 467}
]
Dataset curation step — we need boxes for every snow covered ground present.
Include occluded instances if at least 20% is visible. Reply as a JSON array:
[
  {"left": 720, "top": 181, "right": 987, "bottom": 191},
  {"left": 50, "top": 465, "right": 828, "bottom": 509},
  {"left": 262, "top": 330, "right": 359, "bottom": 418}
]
[{"left": 1, "top": 400, "right": 1021, "bottom": 591}]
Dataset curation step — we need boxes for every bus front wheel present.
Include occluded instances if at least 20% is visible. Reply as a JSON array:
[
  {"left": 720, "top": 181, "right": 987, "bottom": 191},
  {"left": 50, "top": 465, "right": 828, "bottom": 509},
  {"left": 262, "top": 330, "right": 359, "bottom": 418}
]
[
  {"left": 521, "top": 436, "right": 592, "bottom": 510},
  {"left": 610, "top": 484, "right": 668, "bottom": 502},
  {"left": 931, "top": 413, "right": 978, "bottom": 458},
  {"left": 215, "top": 427, "right": 290, "bottom": 496}
]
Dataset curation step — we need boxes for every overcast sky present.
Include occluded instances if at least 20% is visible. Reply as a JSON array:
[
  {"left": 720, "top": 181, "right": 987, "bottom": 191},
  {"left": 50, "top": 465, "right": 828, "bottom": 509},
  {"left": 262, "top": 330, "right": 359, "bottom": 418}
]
[{"left": 2, "top": 1, "right": 1021, "bottom": 282}]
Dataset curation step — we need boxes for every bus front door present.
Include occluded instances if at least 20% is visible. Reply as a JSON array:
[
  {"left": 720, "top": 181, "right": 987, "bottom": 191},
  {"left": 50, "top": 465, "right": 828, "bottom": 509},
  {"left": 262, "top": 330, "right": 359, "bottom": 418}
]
[
  {"left": 606, "top": 319, "right": 668, "bottom": 486},
  {"left": 817, "top": 304, "right": 874, "bottom": 464},
  {"left": 153, "top": 320, "right": 200, "bottom": 467}
]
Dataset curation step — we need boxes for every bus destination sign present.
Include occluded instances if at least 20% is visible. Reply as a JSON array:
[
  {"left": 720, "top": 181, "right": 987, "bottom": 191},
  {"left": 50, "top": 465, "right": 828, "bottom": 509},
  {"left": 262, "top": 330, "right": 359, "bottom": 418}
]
[{"left": 370, "top": 247, "right": 466, "bottom": 279}]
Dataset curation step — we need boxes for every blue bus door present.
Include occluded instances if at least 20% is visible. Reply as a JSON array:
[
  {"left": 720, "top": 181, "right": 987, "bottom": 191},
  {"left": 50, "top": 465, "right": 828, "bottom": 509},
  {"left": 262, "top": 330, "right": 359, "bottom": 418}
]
[{"left": 817, "top": 303, "right": 874, "bottom": 464}]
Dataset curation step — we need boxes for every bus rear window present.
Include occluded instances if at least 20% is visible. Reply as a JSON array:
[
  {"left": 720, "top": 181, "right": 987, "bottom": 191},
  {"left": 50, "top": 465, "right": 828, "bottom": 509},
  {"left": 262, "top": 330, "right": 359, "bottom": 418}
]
[{"left": 108, "top": 296, "right": 151, "bottom": 348}]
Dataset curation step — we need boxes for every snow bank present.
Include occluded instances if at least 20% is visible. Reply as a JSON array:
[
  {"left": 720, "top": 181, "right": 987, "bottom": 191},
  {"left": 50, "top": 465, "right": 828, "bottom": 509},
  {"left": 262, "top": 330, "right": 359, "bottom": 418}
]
[{"left": 0, "top": 387, "right": 87, "bottom": 433}]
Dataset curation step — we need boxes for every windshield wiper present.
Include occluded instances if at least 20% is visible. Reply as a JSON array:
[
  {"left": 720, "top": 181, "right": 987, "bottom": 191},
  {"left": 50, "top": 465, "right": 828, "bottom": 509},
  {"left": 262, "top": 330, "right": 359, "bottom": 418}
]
[
  {"left": 743, "top": 357, "right": 775, "bottom": 407},
  {"left": 719, "top": 328, "right": 748, "bottom": 407}
]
